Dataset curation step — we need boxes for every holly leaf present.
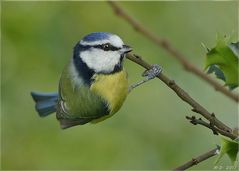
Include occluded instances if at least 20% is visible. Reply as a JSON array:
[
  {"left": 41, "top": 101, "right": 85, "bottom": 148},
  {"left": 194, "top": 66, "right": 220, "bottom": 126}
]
[
  {"left": 229, "top": 42, "right": 239, "bottom": 58},
  {"left": 215, "top": 136, "right": 239, "bottom": 165},
  {"left": 205, "top": 36, "right": 239, "bottom": 89},
  {"left": 207, "top": 64, "right": 226, "bottom": 82}
]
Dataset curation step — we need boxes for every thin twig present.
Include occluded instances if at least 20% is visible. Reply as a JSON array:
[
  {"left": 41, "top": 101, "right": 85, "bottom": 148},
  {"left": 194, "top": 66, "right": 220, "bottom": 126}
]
[
  {"left": 186, "top": 116, "right": 219, "bottom": 135},
  {"left": 108, "top": 1, "right": 239, "bottom": 103},
  {"left": 126, "top": 53, "right": 237, "bottom": 140},
  {"left": 173, "top": 147, "right": 219, "bottom": 170},
  {"left": 185, "top": 116, "right": 237, "bottom": 139}
]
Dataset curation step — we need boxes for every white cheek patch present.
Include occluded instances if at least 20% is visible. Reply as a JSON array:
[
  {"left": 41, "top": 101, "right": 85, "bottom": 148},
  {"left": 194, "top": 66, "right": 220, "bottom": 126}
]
[{"left": 80, "top": 49, "right": 121, "bottom": 73}]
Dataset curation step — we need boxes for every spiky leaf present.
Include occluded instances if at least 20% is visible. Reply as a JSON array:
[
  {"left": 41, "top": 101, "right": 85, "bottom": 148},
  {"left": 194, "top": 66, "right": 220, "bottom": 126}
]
[
  {"left": 207, "top": 64, "right": 225, "bottom": 81},
  {"left": 205, "top": 37, "right": 239, "bottom": 89}
]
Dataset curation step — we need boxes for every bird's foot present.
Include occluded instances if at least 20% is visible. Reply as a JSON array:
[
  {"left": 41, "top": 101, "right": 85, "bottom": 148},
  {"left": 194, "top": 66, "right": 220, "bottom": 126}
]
[
  {"left": 128, "top": 64, "right": 162, "bottom": 92},
  {"left": 142, "top": 64, "right": 162, "bottom": 80}
]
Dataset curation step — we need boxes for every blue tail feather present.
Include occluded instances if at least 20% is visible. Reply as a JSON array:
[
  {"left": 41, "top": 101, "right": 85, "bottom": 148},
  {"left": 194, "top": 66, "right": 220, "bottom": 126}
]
[{"left": 31, "top": 91, "right": 58, "bottom": 117}]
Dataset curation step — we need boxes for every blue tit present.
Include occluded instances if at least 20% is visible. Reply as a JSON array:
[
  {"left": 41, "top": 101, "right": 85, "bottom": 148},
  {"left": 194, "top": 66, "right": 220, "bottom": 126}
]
[{"left": 31, "top": 32, "right": 133, "bottom": 129}]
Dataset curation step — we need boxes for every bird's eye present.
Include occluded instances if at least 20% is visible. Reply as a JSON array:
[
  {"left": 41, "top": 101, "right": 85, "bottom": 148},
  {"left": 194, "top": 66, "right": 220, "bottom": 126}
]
[{"left": 102, "top": 43, "right": 110, "bottom": 51}]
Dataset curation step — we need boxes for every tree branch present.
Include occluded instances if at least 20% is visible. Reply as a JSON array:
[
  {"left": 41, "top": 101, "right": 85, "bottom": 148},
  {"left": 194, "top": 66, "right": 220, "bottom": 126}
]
[
  {"left": 126, "top": 53, "right": 237, "bottom": 140},
  {"left": 173, "top": 147, "right": 219, "bottom": 170},
  {"left": 186, "top": 116, "right": 219, "bottom": 135},
  {"left": 185, "top": 116, "right": 238, "bottom": 139},
  {"left": 108, "top": 1, "right": 239, "bottom": 103}
]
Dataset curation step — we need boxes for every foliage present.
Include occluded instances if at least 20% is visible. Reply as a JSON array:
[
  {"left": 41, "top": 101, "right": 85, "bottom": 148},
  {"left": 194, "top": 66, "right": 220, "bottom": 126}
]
[
  {"left": 215, "top": 136, "right": 239, "bottom": 165},
  {"left": 205, "top": 37, "right": 239, "bottom": 89}
]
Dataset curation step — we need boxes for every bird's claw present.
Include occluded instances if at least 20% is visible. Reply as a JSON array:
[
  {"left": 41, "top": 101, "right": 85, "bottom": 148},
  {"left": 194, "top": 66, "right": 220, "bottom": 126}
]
[
  {"left": 128, "top": 64, "right": 163, "bottom": 92},
  {"left": 142, "top": 64, "right": 162, "bottom": 80}
]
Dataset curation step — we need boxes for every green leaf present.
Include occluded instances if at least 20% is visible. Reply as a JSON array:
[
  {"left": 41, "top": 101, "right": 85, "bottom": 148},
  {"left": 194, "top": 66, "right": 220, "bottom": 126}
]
[
  {"left": 229, "top": 42, "right": 239, "bottom": 58},
  {"left": 215, "top": 136, "right": 239, "bottom": 165},
  {"left": 207, "top": 64, "right": 226, "bottom": 82},
  {"left": 205, "top": 36, "right": 239, "bottom": 89}
]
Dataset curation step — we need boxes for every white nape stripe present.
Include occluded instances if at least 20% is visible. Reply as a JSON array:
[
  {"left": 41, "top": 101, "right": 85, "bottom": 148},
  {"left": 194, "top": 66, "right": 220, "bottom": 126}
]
[
  {"left": 80, "top": 39, "right": 109, "bottom": 46},
  {"left": 69, "top": 59, "right": 83, "bottom": 90},
  {"left": 80, "top": 35, "right": 124, "bottom": 48}
]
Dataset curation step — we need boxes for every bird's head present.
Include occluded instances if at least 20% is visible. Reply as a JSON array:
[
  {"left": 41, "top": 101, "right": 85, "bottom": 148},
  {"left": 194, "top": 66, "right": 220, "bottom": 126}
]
[{"left": 73, "top": 32, "right": 132, "bottom": 74}]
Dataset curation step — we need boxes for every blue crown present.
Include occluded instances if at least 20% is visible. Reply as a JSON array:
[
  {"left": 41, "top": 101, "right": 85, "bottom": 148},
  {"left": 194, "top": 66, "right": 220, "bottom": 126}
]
[{"left": 82, "top": 32, "right": 113, "bottom": 42}]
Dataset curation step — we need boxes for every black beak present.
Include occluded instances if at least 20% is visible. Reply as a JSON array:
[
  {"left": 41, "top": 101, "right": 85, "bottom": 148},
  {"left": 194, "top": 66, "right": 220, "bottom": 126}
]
[{"left": 121, "top": 45, "right": 133, "bottom": 54}]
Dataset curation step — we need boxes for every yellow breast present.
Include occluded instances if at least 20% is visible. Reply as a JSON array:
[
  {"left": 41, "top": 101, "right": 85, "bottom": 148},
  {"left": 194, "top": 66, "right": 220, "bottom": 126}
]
[{"left": 90, "top": 69, "right": 129, "bottom": 114}]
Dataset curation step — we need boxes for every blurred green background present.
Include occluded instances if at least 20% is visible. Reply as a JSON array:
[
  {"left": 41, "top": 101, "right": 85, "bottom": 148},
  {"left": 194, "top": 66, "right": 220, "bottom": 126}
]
[{"left": 1, "top": 1, "right": 238, "bottom": 170}]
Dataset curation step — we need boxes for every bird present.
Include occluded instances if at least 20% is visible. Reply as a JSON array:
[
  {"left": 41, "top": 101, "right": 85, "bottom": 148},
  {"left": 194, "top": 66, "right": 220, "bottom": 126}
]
[{"left": 31, "top": 32, "right": 162, "bottom": 129}]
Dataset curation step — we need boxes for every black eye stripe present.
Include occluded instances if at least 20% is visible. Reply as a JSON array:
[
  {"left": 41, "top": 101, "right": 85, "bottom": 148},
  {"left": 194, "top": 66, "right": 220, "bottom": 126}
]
[
  {"left": 78, "top": 44, "right": 120, "bottom": 51},
  {"left": 93, "top": 44, "right": 120, "bottom": 51}
]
